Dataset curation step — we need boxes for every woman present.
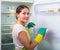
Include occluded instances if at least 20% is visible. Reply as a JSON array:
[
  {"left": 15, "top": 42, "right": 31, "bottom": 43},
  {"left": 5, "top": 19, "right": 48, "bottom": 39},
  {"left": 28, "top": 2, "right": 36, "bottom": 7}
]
[{"left": 12, "top": 5, "right": 47, "bottom": 50}]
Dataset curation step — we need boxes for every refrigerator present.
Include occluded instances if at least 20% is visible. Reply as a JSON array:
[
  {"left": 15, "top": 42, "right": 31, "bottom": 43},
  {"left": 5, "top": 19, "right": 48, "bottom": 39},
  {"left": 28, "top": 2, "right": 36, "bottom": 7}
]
[{"left": 31, "top": 2, "right": 60, "bottom": 50}]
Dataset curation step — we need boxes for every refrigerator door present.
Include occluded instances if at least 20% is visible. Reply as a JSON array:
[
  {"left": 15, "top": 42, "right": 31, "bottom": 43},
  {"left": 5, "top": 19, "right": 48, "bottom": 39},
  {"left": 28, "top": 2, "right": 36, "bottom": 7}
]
[{"left": 34, "top": 2, "right": 60, "bottom": 50}]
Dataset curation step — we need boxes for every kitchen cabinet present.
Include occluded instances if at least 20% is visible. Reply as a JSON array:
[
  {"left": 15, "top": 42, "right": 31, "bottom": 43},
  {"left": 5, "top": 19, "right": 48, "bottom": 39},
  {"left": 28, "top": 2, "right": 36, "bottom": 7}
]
[{"left": 1, "top": 0, "right": 34, "bottom": 50}]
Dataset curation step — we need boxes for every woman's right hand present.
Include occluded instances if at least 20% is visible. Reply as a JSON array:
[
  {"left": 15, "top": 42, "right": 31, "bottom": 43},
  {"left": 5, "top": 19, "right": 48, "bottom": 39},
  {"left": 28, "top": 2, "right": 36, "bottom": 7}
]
[{"left": 34, "top": 28, "right": 47, "bottom": 44}]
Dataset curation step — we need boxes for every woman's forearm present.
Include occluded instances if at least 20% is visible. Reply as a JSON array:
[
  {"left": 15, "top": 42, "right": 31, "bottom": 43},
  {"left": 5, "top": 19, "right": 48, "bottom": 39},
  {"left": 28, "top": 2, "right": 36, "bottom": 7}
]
[{"left": 25, "top": 41, "right": 38, "bottom": 50}]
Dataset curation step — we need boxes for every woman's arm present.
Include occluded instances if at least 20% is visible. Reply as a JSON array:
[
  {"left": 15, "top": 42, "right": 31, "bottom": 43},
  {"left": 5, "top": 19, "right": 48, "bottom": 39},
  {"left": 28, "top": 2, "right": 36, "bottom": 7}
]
[{"left": 18, "top": 31, "right": 38, "bottom": 50}]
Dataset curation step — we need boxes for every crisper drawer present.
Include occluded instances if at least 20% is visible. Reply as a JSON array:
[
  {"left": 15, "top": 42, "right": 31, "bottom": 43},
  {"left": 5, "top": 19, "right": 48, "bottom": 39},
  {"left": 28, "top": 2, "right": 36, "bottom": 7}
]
[
  {"left": 2, "top": 34, "right": 13, "bottom": 43},
  {"left": 1, "top": 43, "right": 15, "bottom": 50}
]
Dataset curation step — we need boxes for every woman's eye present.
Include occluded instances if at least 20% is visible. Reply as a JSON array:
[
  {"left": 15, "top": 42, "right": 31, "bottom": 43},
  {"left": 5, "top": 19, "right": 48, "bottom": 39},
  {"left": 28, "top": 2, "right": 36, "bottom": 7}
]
[
  {"left": 23, "top": 13, "right": 26, "bottom": 15},
  {"left": 23, "top": 12, "right": 30, "bottom": 15},
  {"left": 27, "top": 13, "right": 30, "bottom": 15}
]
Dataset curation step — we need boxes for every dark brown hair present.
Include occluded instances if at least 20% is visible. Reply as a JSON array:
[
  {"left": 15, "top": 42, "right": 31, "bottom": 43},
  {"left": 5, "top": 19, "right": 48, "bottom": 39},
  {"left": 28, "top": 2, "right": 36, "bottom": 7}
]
[{"left": 16, "top": 5, "right": 30, "bottom": 19}]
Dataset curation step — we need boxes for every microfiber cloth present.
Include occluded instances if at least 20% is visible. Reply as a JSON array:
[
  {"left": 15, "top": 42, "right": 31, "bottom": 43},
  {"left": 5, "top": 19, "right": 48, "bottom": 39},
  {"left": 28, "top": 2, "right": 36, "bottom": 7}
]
[{"left": 43, "top": 29, "right": 49, "bottom": 40}]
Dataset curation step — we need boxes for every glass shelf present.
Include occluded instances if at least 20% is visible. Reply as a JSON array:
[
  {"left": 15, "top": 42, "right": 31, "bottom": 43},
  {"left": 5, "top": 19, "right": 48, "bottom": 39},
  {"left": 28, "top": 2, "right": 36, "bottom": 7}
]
[
  {"left": 1, "top": 12, "right": 32, "bottom": 14},
  {"left": 2, "top": 43, "right": 14, "bottom": 45},
  {"left": 1, "top": 25, "right": 12, "bottom": 33}
]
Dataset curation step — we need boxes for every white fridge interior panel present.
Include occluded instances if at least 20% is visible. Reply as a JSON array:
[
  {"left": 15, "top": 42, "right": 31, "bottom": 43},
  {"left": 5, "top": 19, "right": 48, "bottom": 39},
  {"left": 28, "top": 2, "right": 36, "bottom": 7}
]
[{"left": 33, "top": 2, "right": 60, "bottom": 50}]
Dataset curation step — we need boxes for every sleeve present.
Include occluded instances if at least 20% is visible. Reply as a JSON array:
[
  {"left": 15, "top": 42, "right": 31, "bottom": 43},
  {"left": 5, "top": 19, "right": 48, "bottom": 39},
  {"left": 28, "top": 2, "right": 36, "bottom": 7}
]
[{"left": 14, "top": 24, "right": 26, "bottom": 37}]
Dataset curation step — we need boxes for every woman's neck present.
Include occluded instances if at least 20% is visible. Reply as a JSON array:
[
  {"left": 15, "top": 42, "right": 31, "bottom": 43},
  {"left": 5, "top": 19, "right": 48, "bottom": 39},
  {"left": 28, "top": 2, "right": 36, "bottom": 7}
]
[{"left": 17, "top": 20, "right": 25, "bottom": 26}]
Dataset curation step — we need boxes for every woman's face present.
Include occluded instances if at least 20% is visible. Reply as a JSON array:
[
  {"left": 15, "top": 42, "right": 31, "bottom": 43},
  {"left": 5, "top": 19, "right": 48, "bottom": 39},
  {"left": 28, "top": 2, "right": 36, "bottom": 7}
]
[{"left": 16, "top": 8, "right": 30, "bottom": 23}]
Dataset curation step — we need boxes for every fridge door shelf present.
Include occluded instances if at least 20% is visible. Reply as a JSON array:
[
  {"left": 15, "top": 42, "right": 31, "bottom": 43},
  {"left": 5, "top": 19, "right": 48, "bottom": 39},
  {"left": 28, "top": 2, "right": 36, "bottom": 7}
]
[{"left": 34, "top": 2, "right": 60, "bottom": 15}]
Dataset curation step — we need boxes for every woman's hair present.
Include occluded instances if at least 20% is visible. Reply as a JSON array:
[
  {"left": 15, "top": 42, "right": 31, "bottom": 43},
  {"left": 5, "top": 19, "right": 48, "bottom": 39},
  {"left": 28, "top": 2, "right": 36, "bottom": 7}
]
[{"left": 16, "top": 5, "right": 30, "bottom": 19}]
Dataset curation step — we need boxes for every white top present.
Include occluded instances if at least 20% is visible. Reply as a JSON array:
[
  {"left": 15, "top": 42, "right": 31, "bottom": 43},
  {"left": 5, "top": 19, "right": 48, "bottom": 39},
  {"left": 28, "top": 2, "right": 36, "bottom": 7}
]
[{"left": 12, "top": 24, "right": 30, "bottom": 50}]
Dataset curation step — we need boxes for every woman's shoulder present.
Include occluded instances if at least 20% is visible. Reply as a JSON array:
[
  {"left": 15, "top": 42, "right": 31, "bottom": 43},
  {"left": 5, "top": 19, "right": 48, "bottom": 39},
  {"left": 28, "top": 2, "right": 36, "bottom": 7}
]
[
  {"left": 13, "top": 24, "right": 26, "bottom": 34},
  {"left": 13, "top": 24, "right": 25, "bottom": 30},
  {"left": 14, "top": 24, "right": 24, "bottom": 27}
]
